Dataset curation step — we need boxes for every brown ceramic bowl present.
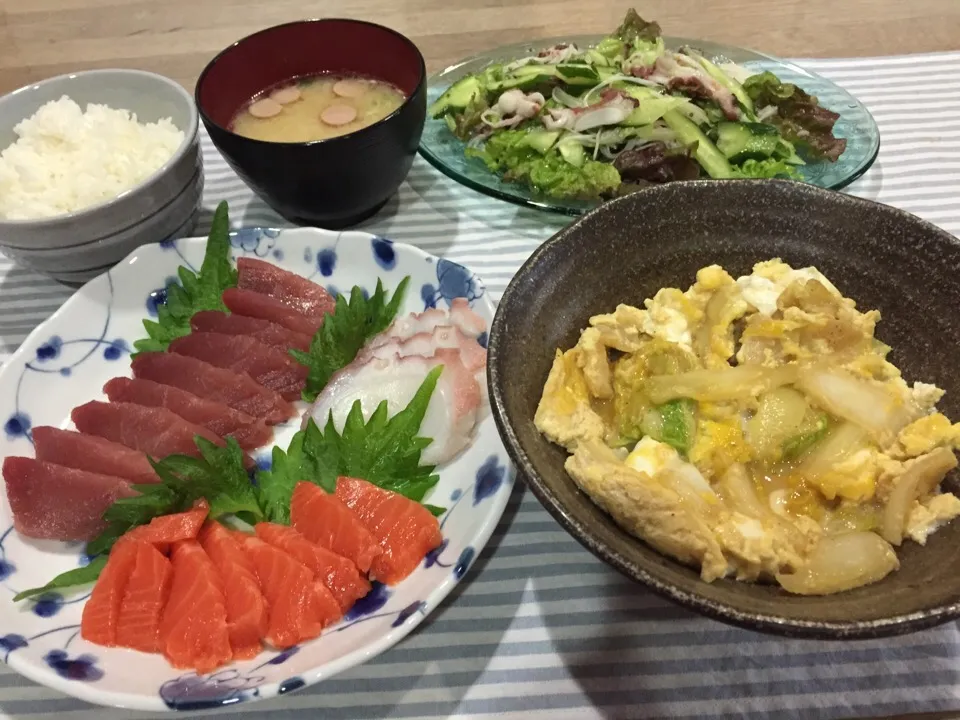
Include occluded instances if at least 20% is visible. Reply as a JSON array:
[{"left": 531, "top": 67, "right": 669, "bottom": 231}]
[
  {"left": 488, "top": 179, "right": 960, "bottom": 639},
  {"left": 196, "top": 19, "right": 426, "bottom": 229}
]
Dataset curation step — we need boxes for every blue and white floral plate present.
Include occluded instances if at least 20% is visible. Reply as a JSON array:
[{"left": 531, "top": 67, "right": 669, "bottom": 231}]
[{"left": 0, "top": 227, "right": 513, "bottom": 711}]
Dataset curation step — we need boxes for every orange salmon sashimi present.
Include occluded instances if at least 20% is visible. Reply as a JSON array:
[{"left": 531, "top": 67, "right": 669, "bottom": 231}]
[
  {"left": 255, "top": 522, "right": 371, "bottom": 614},
  {"left": 290, "top": 482, "right": 382, "bottom": 574},
  {"left": 115, "top": 540, "right": 173, "bottom": 653},
  {"left": 81, "top": 540, "right": 141, "bottom": 646},
  {"left": 126, "top": 500, "right": 209, "bottom": 553},
  {"left": 334, "top": 477, "right": 443, "bottom": 585},
  {"left": 239, "top": 535, "right": 340, "bottom": 649},
  {"left": 198, "top": 522, "right": 268, "bottom": 660},
  {"left": 159, "top": 540, "right": 232, "bottom": 673}
]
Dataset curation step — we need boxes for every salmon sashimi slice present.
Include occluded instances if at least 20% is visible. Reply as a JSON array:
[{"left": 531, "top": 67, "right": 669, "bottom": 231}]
[
  {"left": 255, "top": 522, "right": 371, "bottom": 614},
  {"left": 3, "top": 457, "right": 137, "bottom": 541},
  {"left": 290, "top": 482, "right": 382, "bottom": 575},
  {"left": 81, "top": 540, "right": 140, "bottom": 646},
  {"left": 169, "top": 332, "right": 308, "bottom": 401},
  {"left": 160, "top": 540, "right": 233, "bottom": 673},
  {"left": 198, "top": 522, "right": 268, "bottom": 660},
  {"left": 239, "top": 535, "right": 339, "bottom": 648},
  {"left": 126, "top": 500, "right": 209, "bottom": 553},
  {"left": 222, "top": 287, "right": 322, "bottom": 337},
  {"left": 115, "top": 540, "right": 173, "bottom": 652},
  {"left": 103, "top": 377, "right": 272, "bottom": 451},
  {"left": 131, "top": 352, "right": 295, "bottom": 425},
  {"left": 32, "top": 426, "right": 159, "bottom": 485},
  {"left": 71, "top": 401, "right": 245, "bottom": 466},
  {"left": 191, "top": 311, "right": 312, "bottom": 353},
  {"left": 334, "top": 477, "right": 443, "bottom": 585},
  {"left": 237, "top": 257, "right": 336, "bottom": 320}
]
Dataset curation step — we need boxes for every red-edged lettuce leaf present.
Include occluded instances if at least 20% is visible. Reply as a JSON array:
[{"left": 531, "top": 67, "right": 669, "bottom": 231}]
[{"left": 743, "top": 71, "right": 847, "bottom": 162}]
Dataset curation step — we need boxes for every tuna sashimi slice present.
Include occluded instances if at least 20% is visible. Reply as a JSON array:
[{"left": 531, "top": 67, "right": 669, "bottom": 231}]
[
  {"left": 239, "top": 535, "right": 339, "bottom": 649},
  {"left": 81, "top": 540, "right": 140, "bottom": 647},
  {"left": 169, "top": 332, "right": 307, "bottom": 401},
  {"left": 126, "top": 500, "right": 209, "bottom": 554},
  {"left": 71, "top": 401, "right": 235, "bottom": 463},
  {"left": 103, "top": 377, "right": 272, "bottom": 451},
  {"left": 255, "top": 522, "right": 371, "bottom": 613},
  {"left": 370, "top": 298, "right": 487, "bottom": 349},
  {"left": 131, "top": 352, "right": 295, "bottom": 425},
  {"left": 32, "top": 426, "right": 159, "bottom": 485},
  {"left": 115, "top": 540, "right": 173, "bottom": 653},
  {"left": 223, "top": 287, "right": 322, "bottom": 337},
  {"left": 160, "top": 540, "right": 233, "bottom": 673},
  {"left": 335, "top": 477, "right": 443, "bottom": 585},
  {"left": 290, "top": 482, "right": 382, "bottom": 575},
  {"left": 3, "top": 457, "right": 137, "bottom": 541},
  {"left": 198, "top": 522, "right": 268, "bottom": 660},
  {"left": 306, "top": 349, "right": 481, "bottom": 466},
  {"left": 237, "top": 257, "right": 336, "bottom": 320},
  {"left": 191, "top": 311, "right": 312, "bottom": 353}
]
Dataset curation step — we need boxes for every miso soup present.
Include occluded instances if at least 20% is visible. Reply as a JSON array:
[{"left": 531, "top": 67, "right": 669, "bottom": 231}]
[{"left": 230, "top": 74, "right": 406, "bottom": 143}]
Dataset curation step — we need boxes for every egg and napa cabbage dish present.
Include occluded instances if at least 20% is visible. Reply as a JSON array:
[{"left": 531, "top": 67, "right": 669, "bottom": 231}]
[{"left": 535, "top": 259, "right": 960, "bottom": 595}]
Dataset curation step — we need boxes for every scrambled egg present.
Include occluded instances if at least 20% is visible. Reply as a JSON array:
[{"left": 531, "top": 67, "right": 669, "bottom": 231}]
[{"left": 535, "top": 259, "right": 960, "bottom": 595}]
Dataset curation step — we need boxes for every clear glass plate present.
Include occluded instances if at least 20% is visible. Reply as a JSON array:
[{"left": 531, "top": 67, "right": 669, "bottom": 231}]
[{"left": 419, "top": 35, "right": 881, "bottom": 215}]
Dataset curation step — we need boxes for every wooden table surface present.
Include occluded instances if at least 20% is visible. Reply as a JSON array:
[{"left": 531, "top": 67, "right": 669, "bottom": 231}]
[{"left": 1, "top": 0, "right": 959, "bottom": 94}]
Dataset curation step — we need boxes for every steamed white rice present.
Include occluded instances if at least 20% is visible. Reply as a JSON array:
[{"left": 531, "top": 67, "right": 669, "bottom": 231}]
[{"left": 0, "top": 96, "right": 184, "bottom": 221}]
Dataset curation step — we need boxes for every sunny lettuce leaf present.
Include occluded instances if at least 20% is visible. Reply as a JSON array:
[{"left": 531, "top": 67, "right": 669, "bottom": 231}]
[
  {"left": 743, "top": 71, "right": 847, "bottom": 162},
  {"left": 732, "top": 158, "right": 803, "bottom": 180},
  {"left": 468, "top": 131, "right": 621, "bottom": 200}
]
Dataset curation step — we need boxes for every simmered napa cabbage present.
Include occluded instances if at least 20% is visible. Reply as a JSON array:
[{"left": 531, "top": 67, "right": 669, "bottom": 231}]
[{"left": 534, "top": 259, "right": 960, "bottom": 595}]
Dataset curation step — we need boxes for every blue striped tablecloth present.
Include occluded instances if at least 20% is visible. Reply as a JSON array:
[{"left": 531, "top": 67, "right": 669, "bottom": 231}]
[{"left": 1, "top": 51, "right": 960, "bottom": 720}]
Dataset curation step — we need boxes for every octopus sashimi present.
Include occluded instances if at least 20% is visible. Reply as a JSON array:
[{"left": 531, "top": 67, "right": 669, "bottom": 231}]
[
  {"left": 306, "top": 349, "right": 481, "bottom": 466},
  {"left": 368, "top": 298, "right": 487, "bottom": 350},
  {"left": 359, "top": 324, "right": 487, "bottom": 374}
]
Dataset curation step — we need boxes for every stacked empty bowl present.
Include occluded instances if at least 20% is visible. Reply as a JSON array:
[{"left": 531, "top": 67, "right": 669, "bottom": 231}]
[{"left": 0, "top": 69, "right": 202, "bottom": 285}]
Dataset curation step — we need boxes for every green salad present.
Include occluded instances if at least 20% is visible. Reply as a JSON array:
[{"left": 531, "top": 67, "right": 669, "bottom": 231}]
[{"left": 428, "top": 9, "right": 848, "bottom": 201}]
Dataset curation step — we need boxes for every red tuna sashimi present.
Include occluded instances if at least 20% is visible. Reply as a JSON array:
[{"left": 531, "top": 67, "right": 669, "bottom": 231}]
[
  {"left": 3, "top": 457, "right": 136, "bottom": 541},
  {"left": 169, "top": 332, "right": 307, "bottom": 401},
  {"left": 237, "top": 257, "right": 336, "bottom": 320},
  {"left": 71, "top": 401, "right": 246, "bottom": 467},
  {"left": 198, "top": 522, "right": 268, "bottom": 659},
  {"left": 126, "top": 500, "right": 209, "bottom": 553},
  {"left": 191, "top": 311, "right": 312, "bottom": 353},
  {"left": 32, "top": 426, "right": 159, "bottom": 485},
  {"left": 255, "top": 522, "right": 371, "bottom": 613},
  {"left": 131, "top": 352, "right": 294, "bottom": 425},
  {"left": 160, "top": 540, "right": 233, "bottom": 673},
  {"left": 290, "top": 482, "right": 382, "bottom": 575},
  {"left": 103, "top": 377, "right": 272, "bottom": 451},
  {"left": 223, "top": 287, "right": 322, "bottom": 337},
  {"left": 115, "top": 540, "right": 173, "bottom": 653},
  {"left": 239, "top": 535, "right": 340, "bottom": 648},
  {"left": 335, "top": 477, "right": 443, "bottom": 585},
  {"left": 81, "top": 540, "right": 140, "bottom": 646}
]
